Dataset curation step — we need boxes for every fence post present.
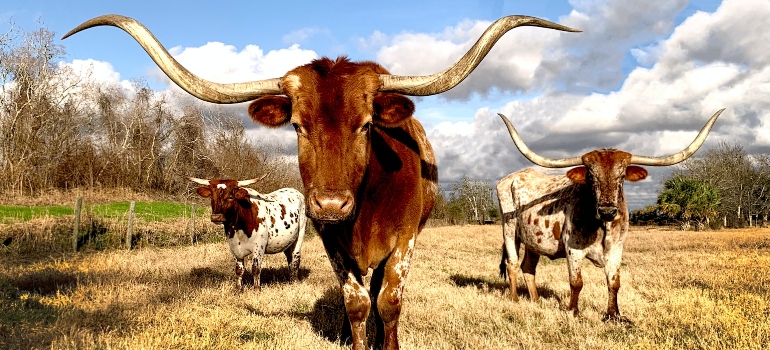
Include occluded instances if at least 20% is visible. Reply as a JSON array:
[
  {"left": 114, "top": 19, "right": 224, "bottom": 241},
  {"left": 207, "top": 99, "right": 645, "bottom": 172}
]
[
  {"left": 126, "top": 201, "right": 135, "bottom": 250},
  {"left": 72, "top": 197, "right": 83, "bottom": 252},
  {"left": 190, "top": 203, "right": 196, "bottom": 244}
]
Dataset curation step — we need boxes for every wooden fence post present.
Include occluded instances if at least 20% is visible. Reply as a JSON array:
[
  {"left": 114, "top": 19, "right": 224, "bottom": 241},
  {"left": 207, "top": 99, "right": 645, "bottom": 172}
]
[
  {"left": 72, "top": 197, "right": 83, "bottom": 252},
  {"left": 126, "top": 201, "right": 135, "bottom": 250},
  {"left": 190, "top": 204, "right": 196, "bottom": 244}
]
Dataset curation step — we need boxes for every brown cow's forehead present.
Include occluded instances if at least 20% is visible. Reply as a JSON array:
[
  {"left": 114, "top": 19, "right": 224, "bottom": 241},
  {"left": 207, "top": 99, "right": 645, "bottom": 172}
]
[
  {"left": 208, "top": 179, "right": 238, "bottom": 189},
  {"left": 282, "top": 59, "right": 383, "bottom": 103},
  {"left": 582, "top": 149, "right": 631, "bottom": 173}
]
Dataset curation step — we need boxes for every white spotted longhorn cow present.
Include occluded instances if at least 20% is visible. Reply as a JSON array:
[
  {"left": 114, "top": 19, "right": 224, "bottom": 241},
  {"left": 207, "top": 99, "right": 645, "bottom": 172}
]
[
  {"left": 182, "top": 174, "right": 306, "bottom": 291},
  {"left": 497, "top": 109, "right": 724, "bottom": 322}
]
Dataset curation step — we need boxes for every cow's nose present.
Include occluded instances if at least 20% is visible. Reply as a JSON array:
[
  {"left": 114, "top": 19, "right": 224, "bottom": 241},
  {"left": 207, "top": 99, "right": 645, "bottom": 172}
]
[
  {"left": 308, "top": 190, "right": 355, "bottom": 222},
  {"left": 210, "top": 214, "right": 226, "bottom": 223},
  {"left": 597, "top": 206, "right": 618, "bottom": 221}
]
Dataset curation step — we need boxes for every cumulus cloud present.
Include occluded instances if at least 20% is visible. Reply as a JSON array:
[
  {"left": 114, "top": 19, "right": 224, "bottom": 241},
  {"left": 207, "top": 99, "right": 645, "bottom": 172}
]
[
  {"left": 368, "top": 0, "right": 688, "bottom": 100},
  {"left": 424, "top": 0, "right": 770, "bottom": 209},
  {"left": 59, "top": 58, "right": 136, "bottom": 93},
  {"left": 163, "top": 42, "right": 317, "bottom": 83}
]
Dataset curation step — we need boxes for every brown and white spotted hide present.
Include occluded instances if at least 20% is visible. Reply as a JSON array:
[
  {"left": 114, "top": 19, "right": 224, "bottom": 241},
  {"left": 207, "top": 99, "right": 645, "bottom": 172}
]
[
  {"left": 196, "top": 180, "right": 306, "bottom": 291},
  {"left": 249, "top": 57, "right": 438, "bottom": 350},
  {"left": 497, "top": 149, "right": 647, "bottom": 322}
]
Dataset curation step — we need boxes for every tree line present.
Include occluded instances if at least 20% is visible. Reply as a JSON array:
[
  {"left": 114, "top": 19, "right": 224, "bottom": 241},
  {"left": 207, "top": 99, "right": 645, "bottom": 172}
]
[
  {"left": 0, "top": 27, "right": 301, "bottom": 197},
  {"left": 632, "top": 142, "right": 770, "bottom": 230}
]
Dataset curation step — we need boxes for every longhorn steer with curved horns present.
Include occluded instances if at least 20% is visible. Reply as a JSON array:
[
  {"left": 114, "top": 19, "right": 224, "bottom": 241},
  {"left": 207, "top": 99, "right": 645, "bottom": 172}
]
[
  {"left": 182, "top": 174, "right": 306, "bottom": 291},
  {"left": 64, "top": 15, "right": 580, "bottom": 350},
  {"left": 496, "top": 109, "right": 724, "bottom": 322}
]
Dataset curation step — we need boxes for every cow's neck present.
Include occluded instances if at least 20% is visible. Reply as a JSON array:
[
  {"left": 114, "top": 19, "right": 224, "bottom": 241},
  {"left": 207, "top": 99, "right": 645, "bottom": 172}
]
[{"left": 225, "top": 203, "right": 257, "bottom": 238}]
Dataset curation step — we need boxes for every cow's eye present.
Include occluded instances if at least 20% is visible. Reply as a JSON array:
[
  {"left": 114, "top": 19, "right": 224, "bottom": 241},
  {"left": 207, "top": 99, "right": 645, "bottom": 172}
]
[
  {"left": 359, "top": 122, "right": 372, "bottom": 135},
  {"left": 291, "top": 122, "right": 305, "bottom": 136}
]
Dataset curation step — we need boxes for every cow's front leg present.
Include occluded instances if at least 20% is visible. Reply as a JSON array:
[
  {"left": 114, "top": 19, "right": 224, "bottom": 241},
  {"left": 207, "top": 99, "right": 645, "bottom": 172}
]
[
  {"left": 341, "top": 271, "right": 370, "bottom": 350},
  {"left": 602, "top": 244, "right": 631, "bottom": 323},
  {"left": 375, "top": 234, "right": 417, "bottom": 350},
  {"left": 324, "top": 242, "right": 370, "bottom": 350},
  {"left": 566, "top": 248, "right": 585, "bottom": 316},
  {"left": 234, "top": 257, "right": 245, "bottom": 292},
  {"left": 252, "top": 248, "right": 265, "bottom": 291}
]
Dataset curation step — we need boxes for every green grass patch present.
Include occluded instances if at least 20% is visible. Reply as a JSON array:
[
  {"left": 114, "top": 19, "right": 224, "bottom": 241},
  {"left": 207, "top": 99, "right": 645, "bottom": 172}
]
[
  {"left": 0, "top": 202, "right": 206, "bottom": 223},
  {"left": 0, "top": 205, "right": 73, "bottom": 223},
  {"left": 89, "top": 201, "right": 205, "bottom": 222}
]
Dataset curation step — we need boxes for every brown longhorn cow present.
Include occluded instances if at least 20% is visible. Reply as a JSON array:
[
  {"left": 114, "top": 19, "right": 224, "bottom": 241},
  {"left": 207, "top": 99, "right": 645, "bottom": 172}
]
[
  {"left": 64, "top": 15, "right": 580, "bottom": 349},
  {"left": 496, "top": 109, "right": 724, "bottom": 322}
]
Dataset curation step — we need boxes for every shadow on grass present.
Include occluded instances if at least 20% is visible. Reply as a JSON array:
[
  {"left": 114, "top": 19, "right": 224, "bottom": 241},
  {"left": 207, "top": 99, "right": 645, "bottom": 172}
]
[
  {"left": 236, "top": 266, "right": 312, "bottom": 288},
  {"left": 244, "top": 285, "right": 383, "bottom": 347},
  {"left": 6, "top": 268, "right": 80, "bottom": 295},
  {"left": 449, "top": 273, "right": 562, "bottom": 302}
]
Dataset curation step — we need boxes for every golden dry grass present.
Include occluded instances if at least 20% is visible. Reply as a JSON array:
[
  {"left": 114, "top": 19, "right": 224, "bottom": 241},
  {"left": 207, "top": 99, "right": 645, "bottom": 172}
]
[{"left": 1, "top": 225, "right": 768, "bottom": 349}]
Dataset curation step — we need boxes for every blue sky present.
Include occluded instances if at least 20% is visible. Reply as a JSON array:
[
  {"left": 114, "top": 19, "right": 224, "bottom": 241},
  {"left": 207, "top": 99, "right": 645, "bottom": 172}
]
[{"left": 2, "top": 0, "right": 767, "bottom": 209}]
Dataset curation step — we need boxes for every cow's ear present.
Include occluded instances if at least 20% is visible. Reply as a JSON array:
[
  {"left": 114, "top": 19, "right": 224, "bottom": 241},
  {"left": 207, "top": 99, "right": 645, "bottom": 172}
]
[
  {"left": 248, "top": 96, "right": 291, "bottom": 127},
  {"left": 196, "top": 187, "right": 212, "bottom": 198},
  {"left": 234, "top": 188, "right": 250, "bottom": 201},
  {"left": 626, "top": 166, "right": 648, "bottom": 182},
  {"left": 373, "top": 93, "right": 414, "bottom": 126},
  {"left": 566, "top": 166, "right": 588, "bottom": 184}
]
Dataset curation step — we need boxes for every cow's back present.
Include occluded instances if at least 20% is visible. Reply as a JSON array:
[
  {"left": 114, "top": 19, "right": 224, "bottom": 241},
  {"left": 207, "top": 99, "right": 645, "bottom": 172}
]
[{"left": 247, "top": 187, "right": 306, "bottom": 254}]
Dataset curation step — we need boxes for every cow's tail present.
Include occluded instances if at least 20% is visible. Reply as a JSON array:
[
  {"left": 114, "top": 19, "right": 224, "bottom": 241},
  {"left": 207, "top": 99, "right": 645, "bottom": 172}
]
[{"left": 499, "top": 243, "right": 508, "bottom": 279}]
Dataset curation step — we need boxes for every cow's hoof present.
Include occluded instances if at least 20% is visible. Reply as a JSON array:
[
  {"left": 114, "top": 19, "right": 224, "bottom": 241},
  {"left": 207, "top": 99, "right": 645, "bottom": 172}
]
[{"left": 602, "top": 313, "right": 633, "bottom": 325}]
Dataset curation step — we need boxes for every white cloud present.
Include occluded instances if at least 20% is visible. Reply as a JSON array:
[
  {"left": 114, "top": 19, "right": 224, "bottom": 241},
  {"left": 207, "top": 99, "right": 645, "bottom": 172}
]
[
  {"left": 366, "top": 0, "right": 688, "bottom": 100},
  {"left": 421, "top": 0, "right": 770, "bottom": 209},
  {"left": 59, "top": 58, "right": 136, "bottom": 93},
  {"left": 163, "top": 42, "right": 317, "bottom": 84}
]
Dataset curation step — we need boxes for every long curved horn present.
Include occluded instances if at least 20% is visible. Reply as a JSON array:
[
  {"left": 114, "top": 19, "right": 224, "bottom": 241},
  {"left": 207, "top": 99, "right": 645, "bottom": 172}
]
[
  {"left": 379, "top": 16, "right": 581, "bottom": 96},
  {"left": 177, "top": 173, "right": 210, "bottom": 186},
  {"left": 62, "top": 15, "right": 282, "bottom": 103},
  {"left": 630, "top": 109, "right": 725, "bottom": 166},
  {"left": 237, "top": 173, "right": 269, "bottom": 187},
  {"left": 498, "top": 113, "right": 583, "bottom": 168}
]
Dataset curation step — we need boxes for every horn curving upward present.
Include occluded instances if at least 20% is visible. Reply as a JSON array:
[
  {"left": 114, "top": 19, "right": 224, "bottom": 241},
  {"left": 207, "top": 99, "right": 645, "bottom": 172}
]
[
  {"left": 629, "top": 108, "right": 725, "bottom": 166},
  {"left": 62, "top": 14, "right": 283, "bottom": 104},
  {"left": 498, "top": 108, "right": 725, "bottom": 168},
  {"left": 380, "top": 16, "right": 581, "bottom": 95}
]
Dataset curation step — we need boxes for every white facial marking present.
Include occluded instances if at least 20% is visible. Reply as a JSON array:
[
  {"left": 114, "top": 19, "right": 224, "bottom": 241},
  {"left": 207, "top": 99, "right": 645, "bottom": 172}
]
[{"left": 217, "top": 184, "right": 227, "bottom": 189}]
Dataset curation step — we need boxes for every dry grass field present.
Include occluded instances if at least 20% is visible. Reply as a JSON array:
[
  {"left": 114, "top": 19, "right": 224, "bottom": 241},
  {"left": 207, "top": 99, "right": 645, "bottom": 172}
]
[{"left": 1, "top": 224, "right": 768, "bottom": 349}]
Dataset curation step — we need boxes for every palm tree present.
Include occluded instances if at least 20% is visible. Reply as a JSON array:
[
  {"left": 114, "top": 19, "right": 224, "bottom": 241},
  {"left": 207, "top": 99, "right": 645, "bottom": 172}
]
[{"left": 657, "top": 175, "right": 721, "bottom": 231}]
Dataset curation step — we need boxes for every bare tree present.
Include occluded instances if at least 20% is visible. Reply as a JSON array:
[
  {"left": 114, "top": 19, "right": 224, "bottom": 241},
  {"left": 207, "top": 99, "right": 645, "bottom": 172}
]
[
  {"left": 0, "top": 26, "right": 88, "bottom": 194},
  {"left": 451, "top": 175, "right": 496, "bottom": 224}
]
